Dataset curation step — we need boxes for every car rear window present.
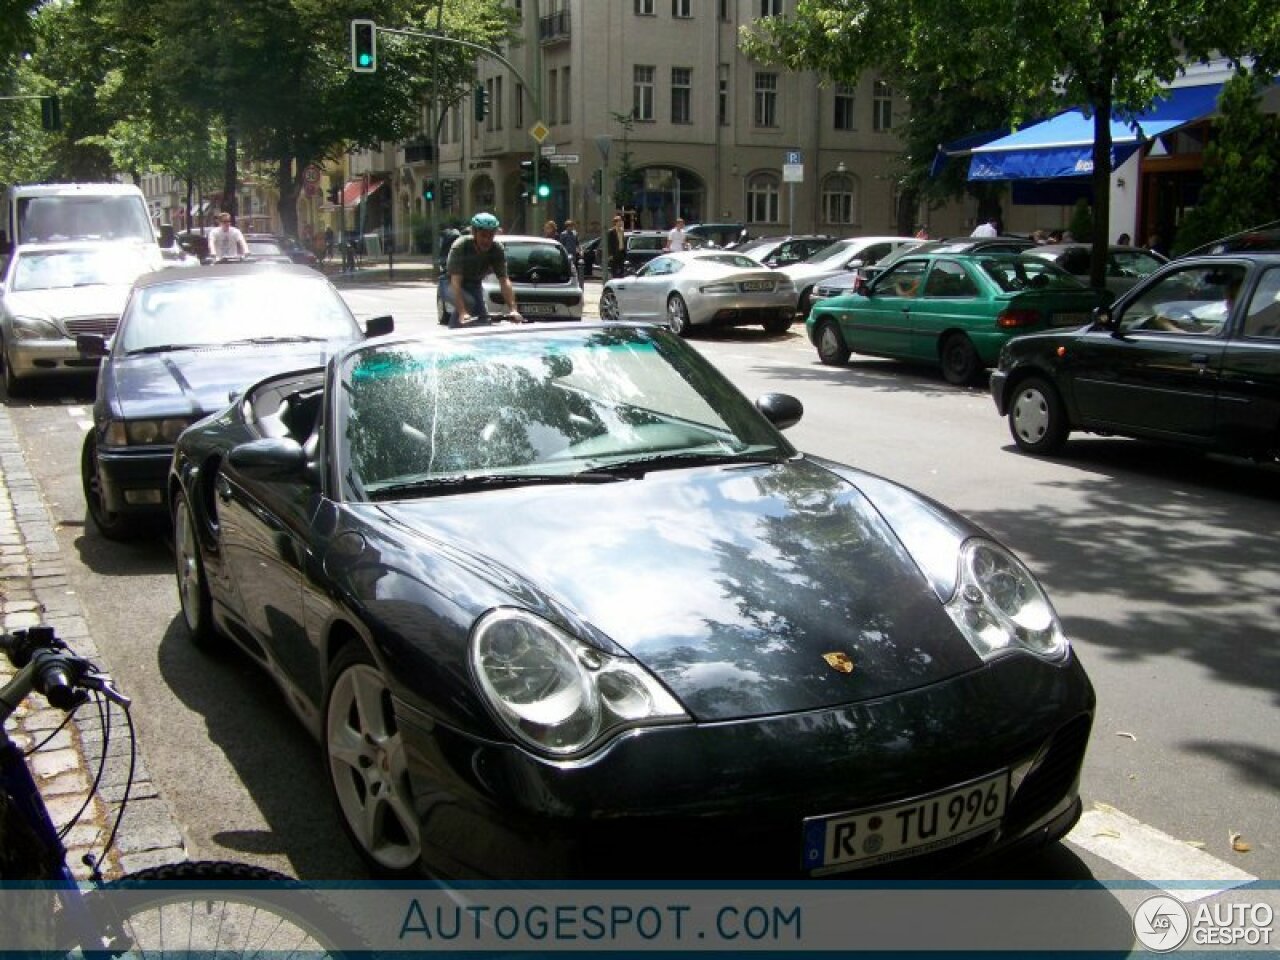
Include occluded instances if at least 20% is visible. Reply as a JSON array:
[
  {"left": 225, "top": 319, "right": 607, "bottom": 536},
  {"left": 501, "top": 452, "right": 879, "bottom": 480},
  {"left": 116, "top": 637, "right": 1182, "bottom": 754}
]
[
  {"left": 503, "top": 242, "right": 572, "bottom": 282},
  {"left": 978, "top": 256, "right": 1085, "bottom": 292}
]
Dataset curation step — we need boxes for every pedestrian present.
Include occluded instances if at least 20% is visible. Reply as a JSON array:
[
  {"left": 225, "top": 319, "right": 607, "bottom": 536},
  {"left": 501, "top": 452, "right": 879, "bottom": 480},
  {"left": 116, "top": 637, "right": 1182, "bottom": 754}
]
[
  {"left": 664, "top": 217, "right": 688, "bottom": 252},
  {"left": 209, "top": 211, "right": 248, "bottom": 260},
  {"left": 439, "top": 212, "right": 524, "bottom": 327},
  {"left": 558, "top": 219, "right": 582, "bottom": 286},
  {"left": 543, "top": 219, "right": 559, "bottom": 240},
  {"left": 970, "top": 217, "right": 998, "bottom": 238},
  {"left": 1117, "top": 232, "right": 1131, "bottom": 246},
  {"left": 914, "top": 225, "right": 930, "bottom": 240},
  {"left": 607, "top": 214, "right": 626, "bottom": 278},
  {"left": 323, "top": 225, "right": 335, "bottom": 263}
]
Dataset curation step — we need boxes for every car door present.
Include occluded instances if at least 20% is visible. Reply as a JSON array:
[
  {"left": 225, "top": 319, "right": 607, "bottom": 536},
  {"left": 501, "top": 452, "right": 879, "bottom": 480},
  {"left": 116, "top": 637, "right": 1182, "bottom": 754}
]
[
  {"left": 1215, "top": 265, "right": 1280, "bottom": 452},
  {"left": 842, "top": 259, "right": 928, "bottom": 358},
  {"left": 1068, "top": 262, "right": 1240, "bottom": 442},
  {"left": 909, "top": 259, "right": 983, "bottom": 361},
  {"left": 610, "top": 256, "right": 675, "bottom": 321}
]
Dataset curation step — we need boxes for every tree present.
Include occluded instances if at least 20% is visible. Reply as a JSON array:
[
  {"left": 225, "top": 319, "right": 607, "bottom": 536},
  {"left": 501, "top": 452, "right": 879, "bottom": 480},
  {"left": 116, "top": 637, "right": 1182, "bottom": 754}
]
[{"left": 742, "top": 0, "right": 1279, "bottom": 288}]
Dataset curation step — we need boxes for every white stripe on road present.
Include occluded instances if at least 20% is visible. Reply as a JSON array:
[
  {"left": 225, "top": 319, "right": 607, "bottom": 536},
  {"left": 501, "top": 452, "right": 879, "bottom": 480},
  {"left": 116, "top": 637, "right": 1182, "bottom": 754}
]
[{"left": 1067, "top": 805, "right": 1256, "bottom": 903}]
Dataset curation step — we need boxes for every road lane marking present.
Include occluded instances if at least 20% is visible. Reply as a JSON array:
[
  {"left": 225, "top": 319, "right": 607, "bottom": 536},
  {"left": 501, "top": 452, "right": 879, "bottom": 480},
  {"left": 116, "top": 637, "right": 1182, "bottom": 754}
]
[{"left": 1067, "top": 805, "right": 1256, "bottom": 902}]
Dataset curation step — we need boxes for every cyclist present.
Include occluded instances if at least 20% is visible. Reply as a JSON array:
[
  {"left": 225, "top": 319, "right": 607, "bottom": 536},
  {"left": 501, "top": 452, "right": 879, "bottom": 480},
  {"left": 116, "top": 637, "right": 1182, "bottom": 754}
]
[{"left": 439, "top": 212, "right": 524, "bottom": 327}]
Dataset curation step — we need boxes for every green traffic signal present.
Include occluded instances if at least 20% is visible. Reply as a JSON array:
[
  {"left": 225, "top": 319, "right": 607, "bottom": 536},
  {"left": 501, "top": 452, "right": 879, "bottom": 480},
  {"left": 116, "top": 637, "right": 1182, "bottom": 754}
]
[
  {"left": 536, "top": 183, "right": 551, "bottom": 200},
  {"left": 351, "top": 20, "right": 377, "bottom": 73}
]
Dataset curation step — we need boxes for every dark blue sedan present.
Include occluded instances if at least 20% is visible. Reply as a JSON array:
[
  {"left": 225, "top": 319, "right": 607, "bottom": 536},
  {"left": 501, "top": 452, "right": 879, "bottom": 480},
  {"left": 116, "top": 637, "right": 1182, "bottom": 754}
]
[{"left": 80, "top": 263, "right": 391, "bottom": 538}]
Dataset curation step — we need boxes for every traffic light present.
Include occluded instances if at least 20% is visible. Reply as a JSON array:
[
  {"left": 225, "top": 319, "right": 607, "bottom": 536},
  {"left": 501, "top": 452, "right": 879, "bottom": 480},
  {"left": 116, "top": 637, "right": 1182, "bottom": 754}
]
[
  {"left": 518, "top": 159, "right": 533, "bottom": 199},
  {"left": 590, "top": 169, "right": 603, "bottom": 194},
  {"left": 474, "top": 86, "right": 489, "bottom": 123},
  {"left": 440, "top": 178, "right": 455, "bottom": 209},
  {"left": 351, "top": 20, "right": 376, "bottom": 73},
  {"left": 423, "top": 179, "right": 435, "bottom": 203},
  {"left": 40, "top": 96, "right": 60, "bottom": 132},
  {"left": 536, "top": 181, "right": 551, "bottom": 201}
]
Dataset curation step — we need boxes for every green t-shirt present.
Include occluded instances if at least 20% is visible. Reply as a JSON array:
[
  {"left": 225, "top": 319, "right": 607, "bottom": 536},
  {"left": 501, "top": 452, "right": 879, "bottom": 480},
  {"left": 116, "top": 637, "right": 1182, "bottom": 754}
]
[{"left": 446, "top": 235, "right": 508, "bottom": 284}]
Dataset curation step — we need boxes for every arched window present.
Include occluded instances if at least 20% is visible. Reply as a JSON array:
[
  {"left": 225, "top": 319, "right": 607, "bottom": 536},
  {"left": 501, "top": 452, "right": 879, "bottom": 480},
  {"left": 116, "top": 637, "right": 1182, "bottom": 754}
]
[
  {"left": 746, "top": 172, "right": 780, "bottom": 225},
  {"left": 822, "top": 174, "right": 857, "bottom": 226}
]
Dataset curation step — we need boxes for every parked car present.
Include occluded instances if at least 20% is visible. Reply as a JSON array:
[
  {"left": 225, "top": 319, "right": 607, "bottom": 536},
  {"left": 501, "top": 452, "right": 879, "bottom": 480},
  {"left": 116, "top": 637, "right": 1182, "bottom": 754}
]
[
  {"left": 782, "top": 236, "right": 918, "bottom": 318},
  {"left": 859, "top": 237, "right": 1036, "bottom": 290},
  {"left": 735, "top": 235, "right": 834, "bottom": 269},
  {"left": 809, "top": 269, "right": 864, "bottom": 307},
  {"left": 436, "top": 235, "right": 582, "bottom": 325},
  {"left": 175, "top": 231, "right": 210, "bottom": 261},
  {"left": 246, "top": 233, "right": 319, "bottom": 268},
  {"left": 1180, "top": 220, "right": 1280, "bottom": 257},
  {"left": 991, "top": 253, "right": 1280, "bottom": 458},
  {"left": 0, "top": 241, "right": 163, "bottom": 395},
  {"left": 1021, "top": 243, "right": 1167, "bottom": 297},
  {"left": 808, "top": 251, "right": 1109, "bottom": 385},
  {"left": 577, "top": 230, "right": 699, "bottom": 280},
  {"left": 169, "top": 322, "right": 1093, "bottom": 879},
  {"left": 684, "top": 222, "right": 746, "bottom": 249},
  {"left": 79, "top": 262, "right": 391, "bottom": 539},
  {"left": 599, "top": 250, "right": 796, "bottom": 335}
]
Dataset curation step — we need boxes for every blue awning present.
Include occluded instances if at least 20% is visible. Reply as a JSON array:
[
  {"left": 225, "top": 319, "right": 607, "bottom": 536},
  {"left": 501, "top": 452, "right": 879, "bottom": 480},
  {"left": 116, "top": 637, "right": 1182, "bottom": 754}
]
[
  {"left": 929, "top": 127, "right": 1012, "bottom": 178},
  {"left": 967, "top": 82, "right": 1224, "bottom": 181}
]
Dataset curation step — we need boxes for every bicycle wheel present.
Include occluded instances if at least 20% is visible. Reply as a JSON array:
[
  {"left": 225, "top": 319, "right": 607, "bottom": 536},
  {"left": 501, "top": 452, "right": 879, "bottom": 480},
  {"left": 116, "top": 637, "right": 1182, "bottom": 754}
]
[{"left": 76, "top": 860, "right": 354, "bottom": 957}]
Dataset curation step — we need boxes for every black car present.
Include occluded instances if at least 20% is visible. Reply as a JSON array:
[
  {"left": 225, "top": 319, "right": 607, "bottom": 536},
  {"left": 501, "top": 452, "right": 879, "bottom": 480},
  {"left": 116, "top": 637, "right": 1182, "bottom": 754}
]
[
  {"left": 169, "top": 323, "right": 1093, "bottom": 880},
  {"left": 584, "top": 230, "right": 699, "bottom": 279},
  {"left": 80, "top": 263, "right": 391, "bottom": 539},
  {"left": 991, "top": 253, "right": 1280, "bottom": 458}
]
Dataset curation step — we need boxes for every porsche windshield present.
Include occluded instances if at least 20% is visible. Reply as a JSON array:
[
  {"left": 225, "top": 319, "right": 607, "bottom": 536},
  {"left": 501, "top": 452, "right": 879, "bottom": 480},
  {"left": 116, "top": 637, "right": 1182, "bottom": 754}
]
[{"left": 339, "top": 326, "right": 794, "bottom": 498}]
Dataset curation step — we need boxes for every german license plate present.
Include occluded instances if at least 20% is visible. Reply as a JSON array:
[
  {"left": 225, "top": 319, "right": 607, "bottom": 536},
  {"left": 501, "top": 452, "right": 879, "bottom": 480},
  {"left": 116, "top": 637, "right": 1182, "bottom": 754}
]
[
  {"left": 521, "top": 303, "right": 556, "bottom": 315},
  {"left": 741, "top": 280, "right": 774, "bottom": 292},
  {"left": 1051, "top": 312, "right": 1090, "bottom": 327},
  {"left": 803, "top": 771, "right": 1008, "bottom": 874}
]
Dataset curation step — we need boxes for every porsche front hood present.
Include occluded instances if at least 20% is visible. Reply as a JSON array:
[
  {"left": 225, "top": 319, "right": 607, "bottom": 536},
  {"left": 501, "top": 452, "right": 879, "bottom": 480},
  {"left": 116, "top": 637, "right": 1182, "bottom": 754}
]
[{"left": 376, "top": 458, "right": 984, "bottom": 721}]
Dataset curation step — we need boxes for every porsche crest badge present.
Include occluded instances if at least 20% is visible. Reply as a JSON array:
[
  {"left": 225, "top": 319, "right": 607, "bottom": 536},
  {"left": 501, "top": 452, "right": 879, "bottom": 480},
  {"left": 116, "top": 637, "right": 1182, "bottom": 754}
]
[{"left": 822, "top": 651, "right": 854, "bottom": 674}]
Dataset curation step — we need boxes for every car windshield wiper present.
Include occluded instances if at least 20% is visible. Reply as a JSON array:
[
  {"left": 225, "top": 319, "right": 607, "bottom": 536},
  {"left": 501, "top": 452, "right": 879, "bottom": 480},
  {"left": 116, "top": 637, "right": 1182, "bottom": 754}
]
[
  {"left": 592, "top": 450, "right": 786, "bottom": 477},
  {"left": 126, "top": 343, "right": 218, "bottom": 355},
  {"left": 366, "top": 470, "right": 626, "bottom": 500},
  {"left": 224, "top": 335, "right": 330, "bottom": 346}
]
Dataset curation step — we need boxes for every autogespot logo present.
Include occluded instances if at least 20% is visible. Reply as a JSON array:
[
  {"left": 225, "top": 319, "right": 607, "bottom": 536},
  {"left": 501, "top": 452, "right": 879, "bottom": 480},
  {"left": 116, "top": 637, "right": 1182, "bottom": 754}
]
[{"left": 1134, "top": 895, "right": 1191, "bottom": 952}]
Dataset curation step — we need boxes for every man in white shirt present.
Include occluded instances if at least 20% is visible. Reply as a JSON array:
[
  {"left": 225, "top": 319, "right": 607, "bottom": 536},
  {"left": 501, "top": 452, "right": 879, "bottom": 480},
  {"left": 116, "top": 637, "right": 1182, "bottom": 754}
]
[
  {"left": 664, "top": 217, "right": 687, "bottom": 252},
  {"left": 209, "top": 212, "right": 248, "bottom": 260},
  {"left": 970, "top": 218, "right": 998, "bottom": 238}
]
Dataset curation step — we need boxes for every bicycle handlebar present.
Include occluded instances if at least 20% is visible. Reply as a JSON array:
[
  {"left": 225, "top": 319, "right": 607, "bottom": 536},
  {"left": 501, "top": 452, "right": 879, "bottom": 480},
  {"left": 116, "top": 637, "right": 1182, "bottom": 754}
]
[{"left": 0, "top": 626, "right": 130, "bottom": 713}]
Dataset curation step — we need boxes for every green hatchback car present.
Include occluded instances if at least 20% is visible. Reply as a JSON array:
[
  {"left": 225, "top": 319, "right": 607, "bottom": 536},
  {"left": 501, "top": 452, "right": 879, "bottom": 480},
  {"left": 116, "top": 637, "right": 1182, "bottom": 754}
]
[{"left": 807, "top": 252, "right": 1109, "bottom": 385}]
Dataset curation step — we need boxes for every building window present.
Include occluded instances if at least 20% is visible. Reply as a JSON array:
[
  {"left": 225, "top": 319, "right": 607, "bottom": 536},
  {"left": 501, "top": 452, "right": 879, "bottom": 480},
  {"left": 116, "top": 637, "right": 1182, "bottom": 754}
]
[
  {"left": 873, "top": 80, "right": 893, "bottom": 131},
  {"left": 761, "top": 0, "right": 782, "bottom": 14},
  {"left": 673, "top": 0, "right": 691, "bottom": 16},
  {"left": 834, "top": 83, "right": 856, "bottom": 131},
  {"left": 822, "top": 174, "right": 857, "bottom": 225},
  {"left": 547, "top": 69, "right": 558, "bottom": 125},
  {"left": 746, "top": 172, "right": 780, "bottom": 224},
  {"left": 720, "top": 0, "right": 730, "bottom": 19},
  {"left": 672, "top": 67, "right": 692, "bottom": 124},
  {"left": 561, "top": 66, "right": 571, "bottom": 125},
  {"left": 494, "top": 75, "right": 504, "bottom": 130},
  {"left": 718, "top": 63, "right": 729, "bottom": 126},
  {"left": 515, "top": 82, "right": 524, "bottom": 128},
  {"left": 754, "top": 72, "right": 778, "bottom": 127},
  {"left": 634, "top": 65, "right": 655, "bottom": 121},
  {"left": 635, "top": 0, "right": 654, "bottom": 14}
]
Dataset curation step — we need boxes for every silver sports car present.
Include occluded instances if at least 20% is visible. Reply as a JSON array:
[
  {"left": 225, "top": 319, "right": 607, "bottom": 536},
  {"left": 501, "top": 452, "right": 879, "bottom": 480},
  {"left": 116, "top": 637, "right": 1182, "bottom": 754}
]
[{"left": 599, "top": 250, "right": 796, "bottom": 336}]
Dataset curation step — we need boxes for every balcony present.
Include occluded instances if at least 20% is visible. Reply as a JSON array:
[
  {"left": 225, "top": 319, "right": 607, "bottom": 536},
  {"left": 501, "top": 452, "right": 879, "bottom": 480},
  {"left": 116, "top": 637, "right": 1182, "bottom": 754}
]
[{"left": 539, "top": 9, "right": 571, "bottom": 44}]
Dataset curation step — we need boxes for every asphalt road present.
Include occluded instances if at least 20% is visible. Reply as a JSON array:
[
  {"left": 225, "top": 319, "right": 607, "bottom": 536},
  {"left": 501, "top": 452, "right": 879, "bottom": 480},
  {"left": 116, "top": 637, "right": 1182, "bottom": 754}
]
[{"left": 5, "top": 277, "right": 1277, "bottom": 896}]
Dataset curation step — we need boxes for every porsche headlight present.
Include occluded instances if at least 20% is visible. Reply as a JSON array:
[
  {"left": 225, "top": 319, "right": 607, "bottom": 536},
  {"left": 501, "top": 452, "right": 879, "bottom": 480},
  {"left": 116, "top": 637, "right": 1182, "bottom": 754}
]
[
  {"left": 944, "top": 538, "right": 1067, "bottom": 662},
  {"left": 103, "top": 418, "right": 194, "bottom": 447},
  {"left": 9, "top": 315, "right": 60, "bottom": 340},
  {"left": 471, "top": 609, "right": 688, "bottom": 756}
]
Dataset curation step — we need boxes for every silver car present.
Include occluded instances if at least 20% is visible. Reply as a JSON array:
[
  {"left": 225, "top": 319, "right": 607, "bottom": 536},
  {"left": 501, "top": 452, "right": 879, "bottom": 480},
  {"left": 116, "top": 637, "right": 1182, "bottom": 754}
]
[
  {"left": 599, "top": 250, "right": 796, "bottom": 336},
  {"left": 781, "top": 236, "right": 917, "bottom": 318},
  {"left": 437, "top": 234, "right": 582, "bottom": 324},
  {"left": 0, "top": 241, "right": 162, "bottom": 395}
]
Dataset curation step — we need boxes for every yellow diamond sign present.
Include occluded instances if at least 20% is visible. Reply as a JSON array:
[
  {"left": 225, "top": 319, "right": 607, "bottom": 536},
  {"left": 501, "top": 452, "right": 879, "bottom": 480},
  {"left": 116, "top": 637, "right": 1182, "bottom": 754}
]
[{"left": 530, "top": 121, "right": 550, "bottom": 144}]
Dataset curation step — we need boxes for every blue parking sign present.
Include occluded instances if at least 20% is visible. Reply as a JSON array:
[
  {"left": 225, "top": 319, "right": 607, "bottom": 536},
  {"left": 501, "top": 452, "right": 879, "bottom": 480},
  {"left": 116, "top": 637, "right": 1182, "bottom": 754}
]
[{"left": 786, "top": 150, "right": 803, "bottom": 165}]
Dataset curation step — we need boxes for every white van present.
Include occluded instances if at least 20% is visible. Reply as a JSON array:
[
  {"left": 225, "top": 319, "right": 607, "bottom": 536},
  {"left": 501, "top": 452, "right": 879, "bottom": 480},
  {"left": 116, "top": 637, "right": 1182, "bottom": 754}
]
[{"left": 0, "top": 182, "right": 157, "bottom": 254}]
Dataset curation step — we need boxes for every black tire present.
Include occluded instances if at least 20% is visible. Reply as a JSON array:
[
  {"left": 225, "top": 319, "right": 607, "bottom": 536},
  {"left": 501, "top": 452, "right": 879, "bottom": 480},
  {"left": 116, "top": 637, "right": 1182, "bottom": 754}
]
[
  {"left": 940, "top": 333, "right": 982, "bottom": 386},
  {"left": 74, "top": 860, "right": 351, "bottom": 956},
  {"left": 173, "top": 488, "right": 218, "bottom": 650},
  {"left": 763, "top": 313, "right": 793, "bottom": 335},
  {"left": 666, "top": 294, "right": 692, "bottom": 337},
  {"left": 1008, "top": 376, "right": 1070, "bottom": 455},
  {"left": 2, "top": 345, "right": 25, "bottom": 398},
  {"left": 324, "top": 643, "right": 421, "bottom": 877},
  {"left": 815, "top": 319, "right": 851, "bottom": 366},
  {"left": 797, "top": 287, "right": 814, "bottom": 319},
  {"left": 600, "top": 289, "right": 621, "bottom": 322},
  {"left": 81, "top": 431, "right": 132, "bottom": 541}
]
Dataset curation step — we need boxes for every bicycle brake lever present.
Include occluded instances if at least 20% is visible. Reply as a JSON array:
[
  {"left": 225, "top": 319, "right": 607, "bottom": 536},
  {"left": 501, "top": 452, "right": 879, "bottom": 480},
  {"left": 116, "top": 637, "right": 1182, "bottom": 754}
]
[{"left": 81, "top": 672, "right": 132, "bottom": 709}]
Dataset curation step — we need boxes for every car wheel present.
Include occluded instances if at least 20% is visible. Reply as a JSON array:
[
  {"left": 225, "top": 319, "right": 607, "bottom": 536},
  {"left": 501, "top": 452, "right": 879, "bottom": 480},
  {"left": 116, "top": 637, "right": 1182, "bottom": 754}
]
[
  {"left": 2, "top": 345, "right": 25, "bottom": 398},
  {"left": 81, "top": 431, "right": 132, "bottom": 541},
  {"left": 797, "top": 287, "right": 814, "bottom": 319},
  {"left": 763, "top": 314, "right": 793, "bottom": 335},
  {"left": 325, "top": 642, "right": 421, "bottom": 877},
  {"left": 815, "top": 319, "right": 851, "bottom": 366},
  {"left": 667, "top": 294, "right": 692, "bottom": 337},
  {"left": 940, "top": 333, "right": 982, "bottom": 386},
  {"left": 173, "top": 489, "right": 218, "bottom": 650},
  {"left": 1009, "top": 377, "right": 1070, "bottom": 455},
  {"left": 599, "top": 289, "right": 621, "bottom": 322},
  {"left": 436, "top": 295, "right": 450, "bottom": 326}
]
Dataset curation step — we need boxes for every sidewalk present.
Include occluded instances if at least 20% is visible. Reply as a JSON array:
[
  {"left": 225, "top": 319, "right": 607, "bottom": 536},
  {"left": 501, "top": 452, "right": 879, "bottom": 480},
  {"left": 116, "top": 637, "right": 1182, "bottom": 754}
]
[
  {"left": 0, "top": 406, "right": 186, "bottom": 879},
  {"left": 321, "top": 251, "right": 437, "bottom": 284}
]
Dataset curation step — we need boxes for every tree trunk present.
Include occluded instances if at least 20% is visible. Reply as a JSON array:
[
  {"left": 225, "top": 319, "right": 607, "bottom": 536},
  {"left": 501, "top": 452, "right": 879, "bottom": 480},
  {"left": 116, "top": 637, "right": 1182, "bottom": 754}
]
[
  {"left": 276, "top": 153, "right": 300, "bottom": 239},
  {"left": 895, "top": 185, "right": 920, "bottom": 237},
  {"left": 1089, "top": 93, "right": 1112, "bottom": 290},
  {"left": 222, "top": 122, "right": 238, "bottom": 221}
]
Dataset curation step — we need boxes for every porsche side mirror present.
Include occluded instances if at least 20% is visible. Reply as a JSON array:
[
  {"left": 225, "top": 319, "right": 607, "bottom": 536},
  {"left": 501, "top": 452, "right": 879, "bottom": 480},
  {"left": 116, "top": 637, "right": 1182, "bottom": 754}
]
[
  {"left": 365, "top": 314, "right": 394, "bottom": 338},
  {"left": 1092, "top": 305, "right": 1114, "bottom": 329},
  {"left": 756, "top": 392, "right": 803, "bottom": 431},
  {"left": 76, "top": 334, "right": 108, "bottom": 358},
  {"left": 229, "top": 437, "right": 309, "bottom": 481}
]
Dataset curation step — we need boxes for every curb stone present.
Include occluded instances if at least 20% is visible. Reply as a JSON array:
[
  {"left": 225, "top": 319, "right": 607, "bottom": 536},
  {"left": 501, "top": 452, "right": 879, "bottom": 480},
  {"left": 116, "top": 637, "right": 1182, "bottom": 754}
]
[{"left": 0, "top": 404, "right": 188, "bottom": 879}]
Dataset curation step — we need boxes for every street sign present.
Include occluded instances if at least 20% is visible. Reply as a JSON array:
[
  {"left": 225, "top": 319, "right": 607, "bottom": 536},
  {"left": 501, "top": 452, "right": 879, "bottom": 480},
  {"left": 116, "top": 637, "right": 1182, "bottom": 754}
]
[
  {"left": 530, "top": 121, "right": 550, "bottom": 143},
  {"left": 783, "top": 163, "right": 804, "bottom": 182},
  {"left": 785, "top": 150, "right": 803, "bottom": 165},
  {"left": 540, "top": 144, "right": 557, "bottom": 157},
  {"left": 303, "top": 164, "right": 322, "bottom": 184},
  {"left": 548, "top": 154, "right": 580, "bottom": 165}
]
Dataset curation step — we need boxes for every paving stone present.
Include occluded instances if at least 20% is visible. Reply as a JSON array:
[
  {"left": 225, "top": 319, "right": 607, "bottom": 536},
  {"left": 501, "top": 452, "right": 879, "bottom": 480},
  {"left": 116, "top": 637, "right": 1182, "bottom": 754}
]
[
  {"left": 112, "top": 798, "right": 186, "bottom": 854},
  {"left": 30, "top": 746, "right": 81, "bottom": 779}
]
